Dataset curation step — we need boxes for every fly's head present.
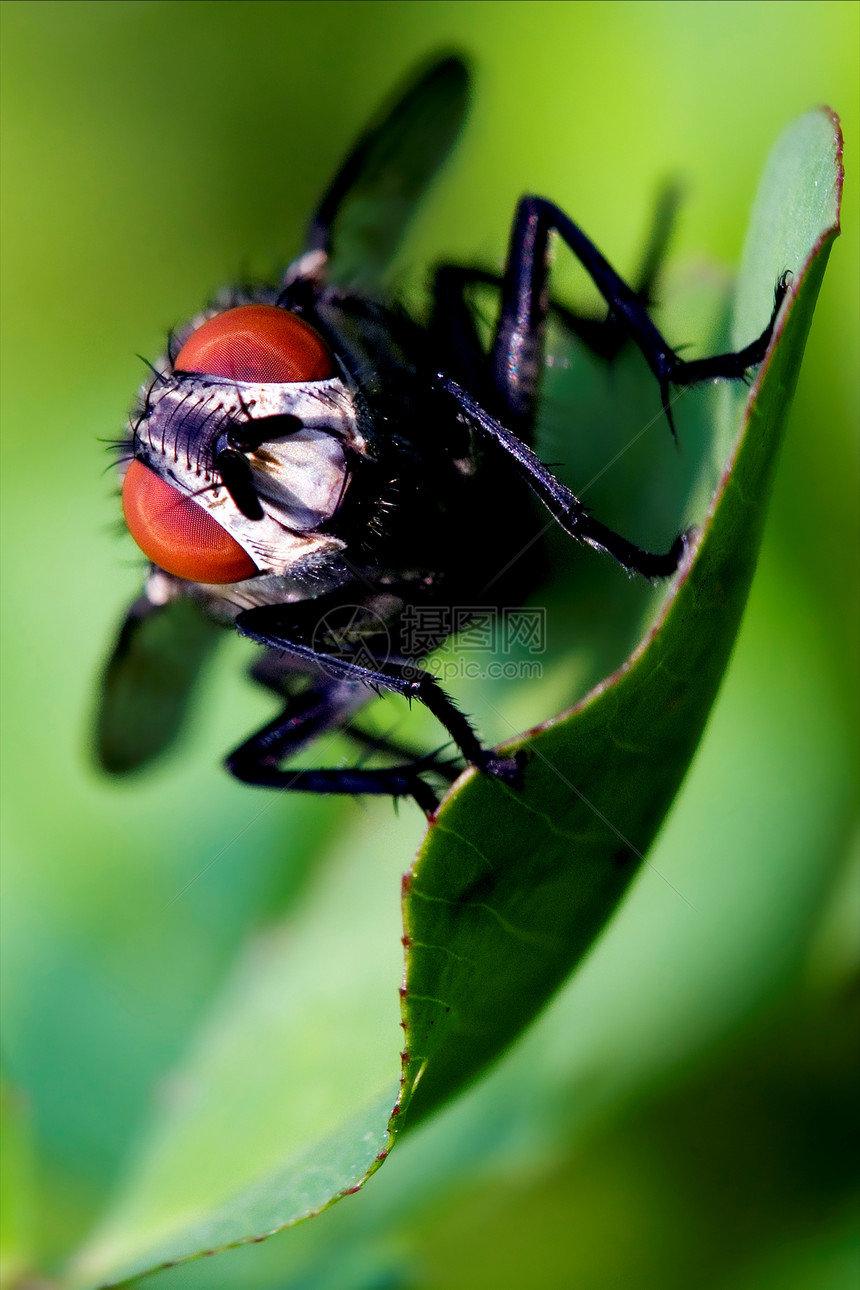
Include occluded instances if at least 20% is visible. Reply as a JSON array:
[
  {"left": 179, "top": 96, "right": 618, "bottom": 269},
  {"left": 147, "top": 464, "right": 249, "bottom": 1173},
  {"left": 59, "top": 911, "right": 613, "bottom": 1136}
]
[{"left": 118, "top": 303, "right": 371, "bottom": 605}]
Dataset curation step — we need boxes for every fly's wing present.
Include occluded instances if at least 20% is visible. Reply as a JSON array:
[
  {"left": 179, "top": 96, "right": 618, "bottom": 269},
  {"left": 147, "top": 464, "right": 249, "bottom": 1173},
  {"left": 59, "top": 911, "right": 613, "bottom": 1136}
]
[
  {"left": 96, "top": 593, "right": 224, "bottom": 774},
  {"left": 307, "top": 54, "right": 470, "bottom": 290}
]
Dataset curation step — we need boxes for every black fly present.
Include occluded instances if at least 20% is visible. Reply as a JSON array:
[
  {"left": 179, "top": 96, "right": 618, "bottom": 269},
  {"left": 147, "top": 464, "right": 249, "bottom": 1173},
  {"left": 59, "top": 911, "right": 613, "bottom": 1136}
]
[{"left": 97, "top": 56, "right": 787, "bottom": 815}]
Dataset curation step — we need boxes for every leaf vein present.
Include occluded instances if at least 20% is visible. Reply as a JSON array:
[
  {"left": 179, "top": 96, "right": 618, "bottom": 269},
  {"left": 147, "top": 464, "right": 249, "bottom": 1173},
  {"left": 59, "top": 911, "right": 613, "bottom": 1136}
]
[
  {"left": 409, "top": 940, "right": 477, "bottom": 966},
  {"left": 409, "top": 885, "right": 558, "bottom": 947}
]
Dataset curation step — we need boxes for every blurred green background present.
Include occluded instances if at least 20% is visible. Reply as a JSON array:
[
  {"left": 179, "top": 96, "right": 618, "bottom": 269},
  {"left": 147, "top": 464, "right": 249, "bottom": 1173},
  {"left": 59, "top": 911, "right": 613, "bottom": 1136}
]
[{"left": 1, "top": 2, "right": 857, "bottom": 1287}]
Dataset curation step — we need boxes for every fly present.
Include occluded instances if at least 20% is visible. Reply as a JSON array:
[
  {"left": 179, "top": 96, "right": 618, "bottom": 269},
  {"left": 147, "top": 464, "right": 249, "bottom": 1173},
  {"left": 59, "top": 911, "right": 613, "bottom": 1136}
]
[{"left": 97, "top": 55, "right": 787, "bottom": 815}]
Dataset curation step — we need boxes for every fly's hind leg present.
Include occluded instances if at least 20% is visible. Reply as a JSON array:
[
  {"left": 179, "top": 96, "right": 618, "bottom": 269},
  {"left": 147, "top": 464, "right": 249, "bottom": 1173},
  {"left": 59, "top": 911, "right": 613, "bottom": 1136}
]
[
  {"left": 438, "top": 376, "right": 689, "bottom": 580},
  {"left": 436, "top": 193, "right": 787, "bottom": 580},
  {"left": 235, "top": 606, "right": 528, "bottom": 799},
  {"left": 249, "top": 649, "right": 460, "bottom": 785},
  {"left": 225, "top": 673, "right": 443, "bottom": 815},
  {"left": 492, "top": 195, "right": 788, "bottom": 437},
  {"left": 345, "top": 726, "right": 461, "bottom": 783},
  {"left": 429, "top": 184, "right": 681, "bottom": 434}
]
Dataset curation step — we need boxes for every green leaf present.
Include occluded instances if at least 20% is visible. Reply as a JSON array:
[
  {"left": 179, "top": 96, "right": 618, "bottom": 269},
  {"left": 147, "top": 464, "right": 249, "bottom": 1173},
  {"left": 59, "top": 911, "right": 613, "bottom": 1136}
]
[
  {"left": 66, "top": 811, "right": 413, "bottom": 1288},
  {"left": 399, "top": 107, "right": 843, "bottom": 1125},
  {"left": 65, "top": 108, "right": 841, "bottom": 1288}
]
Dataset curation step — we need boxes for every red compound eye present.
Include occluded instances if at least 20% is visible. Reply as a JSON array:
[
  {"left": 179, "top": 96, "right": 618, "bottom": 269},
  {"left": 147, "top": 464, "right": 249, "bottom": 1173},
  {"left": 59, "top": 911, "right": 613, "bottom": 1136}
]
[
  {"left": 174, "top": 304, "right": 336, "bottom": 383},
  {"left": 122, "top": 460, "right": 258, "bottom": 584}
]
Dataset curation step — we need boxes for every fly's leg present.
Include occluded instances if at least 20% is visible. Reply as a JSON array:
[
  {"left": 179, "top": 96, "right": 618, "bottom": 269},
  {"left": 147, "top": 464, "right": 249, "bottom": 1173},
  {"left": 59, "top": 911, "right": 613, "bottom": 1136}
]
[
  {"left": 233, "top": 759, "right": 442, "bottom": 815},
  {"left": 443, "top": 194, "right": 787, "bottom": 579},
  {"left": 493, "top": 196, "right": 789, "bottom": 436},
  {"left": 438, "top": 378, "right": 687, "bottom": 579},
  {"left": 345, "top": 726, "right": 461, "bottom": 783},
  {"left": 235, "top": 606, "right": 527, "bottom": 791},
  {"left": 228, "top": 675, "right": 366, "bottom": 770},
  {"left": 250, "top": 648, "right": 460, "bottom": 783},
  {"left": 429, "top": 185, "right": 681, "bottom": 430},
  {"left": 428, "top": 264, "right": 492, "bottom": 398},
  {"left": 225, "top": 675, "right": 443, "bottom": 815}
]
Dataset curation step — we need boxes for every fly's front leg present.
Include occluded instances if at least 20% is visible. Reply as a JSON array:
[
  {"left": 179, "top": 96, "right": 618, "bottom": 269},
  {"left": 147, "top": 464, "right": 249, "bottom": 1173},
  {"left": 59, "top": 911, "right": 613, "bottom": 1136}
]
[
  {"left": 494, "top": 196, "right": 788, "bottom": 436},
  {"left": 235, "top": 606, "right": 527, "bottom": 793}
]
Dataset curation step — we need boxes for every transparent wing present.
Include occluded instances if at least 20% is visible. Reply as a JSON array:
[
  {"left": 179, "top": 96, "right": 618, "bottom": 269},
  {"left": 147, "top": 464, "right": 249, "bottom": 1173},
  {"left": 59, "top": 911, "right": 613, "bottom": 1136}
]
[
  {"left": 307, "top": 54, "right": 470, "bottom": 290},
  {"left": 96, "top": 594, "right": 224, "bottom": 774}
]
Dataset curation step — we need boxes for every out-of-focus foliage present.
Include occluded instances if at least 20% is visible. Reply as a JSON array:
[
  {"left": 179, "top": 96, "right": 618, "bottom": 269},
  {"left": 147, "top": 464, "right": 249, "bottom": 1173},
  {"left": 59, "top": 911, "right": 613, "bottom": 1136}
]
[{"left": 1, "top": 3, "right": 857, "bottom": 1288}]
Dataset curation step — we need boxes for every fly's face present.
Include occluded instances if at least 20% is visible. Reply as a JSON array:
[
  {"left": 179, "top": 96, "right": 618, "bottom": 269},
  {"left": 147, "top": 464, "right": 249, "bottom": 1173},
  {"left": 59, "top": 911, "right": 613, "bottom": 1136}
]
[{"left": 122, "top": 303, "right": 370, "bottom": 595}]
